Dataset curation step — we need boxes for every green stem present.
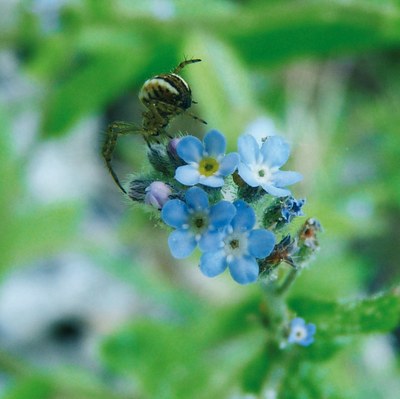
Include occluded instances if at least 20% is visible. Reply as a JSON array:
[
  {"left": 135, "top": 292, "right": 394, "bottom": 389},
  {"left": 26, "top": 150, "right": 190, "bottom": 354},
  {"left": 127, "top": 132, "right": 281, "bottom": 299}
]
[{"left": 276, "top": 268, "right": 298, "bottom": 296}]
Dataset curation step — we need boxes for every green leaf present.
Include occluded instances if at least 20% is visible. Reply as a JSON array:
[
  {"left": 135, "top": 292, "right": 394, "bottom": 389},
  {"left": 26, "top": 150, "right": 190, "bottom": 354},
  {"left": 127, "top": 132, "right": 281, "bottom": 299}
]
[
  {"left": 0, "top": 109, "right": 21, "bottom": 221},
  {"left": 41, "top": 49, "right": 145, "bottom": 137},
  {"left": 240, "top": 344, "right": 273, "bottom": 394},
  {"left": 289, "top": 288, "right": 400, "bottom": 338},
  {"left": 279, "top": 362, "right": 347, "bottom": 399},
  {"left": 221, "top": 2, "right": 400, "bottom": 66},
  {"left": 0, "top": 109, "right": 82, "bottom": 274},
  {"left": 1, "top": 204, "right": 82, "bottom": 272},
  {"left": 182, "top": 33, "right": 262, "bottom": 141},
  {"left": 3, "top": 377, "right": 53, "bottom": 399},
  {"left": 102, "top": 294, "right": 265, "bottom": 399}
]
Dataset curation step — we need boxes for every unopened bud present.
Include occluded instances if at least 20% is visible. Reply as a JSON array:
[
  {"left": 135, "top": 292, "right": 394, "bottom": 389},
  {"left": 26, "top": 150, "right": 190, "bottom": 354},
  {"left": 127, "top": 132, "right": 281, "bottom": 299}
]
[
  {"left": 167, "top": 138, "right": 184, "bottom": 168},
  {"left": 144, "top": 181, "right": 172, "bottom": 209}
]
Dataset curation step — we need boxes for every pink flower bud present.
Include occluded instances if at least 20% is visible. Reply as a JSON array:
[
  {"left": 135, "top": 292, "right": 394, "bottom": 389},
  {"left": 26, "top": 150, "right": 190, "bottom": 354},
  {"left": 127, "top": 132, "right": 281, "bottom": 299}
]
[{"left": 144, "top": 181, "right": 172, "bottom": 209}]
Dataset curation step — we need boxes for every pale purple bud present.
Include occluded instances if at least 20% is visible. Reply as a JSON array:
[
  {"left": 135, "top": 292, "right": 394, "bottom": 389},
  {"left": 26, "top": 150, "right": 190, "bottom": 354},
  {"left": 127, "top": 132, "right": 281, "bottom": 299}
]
[
  {"left": 167, "top": 138, "right": 185, "bottom": 169},
  {"left": 168, "top": 138, "right": 180, "bottom": 153},
  {"left": 144, "top": 181, "right": 172, "bottom": 209}
]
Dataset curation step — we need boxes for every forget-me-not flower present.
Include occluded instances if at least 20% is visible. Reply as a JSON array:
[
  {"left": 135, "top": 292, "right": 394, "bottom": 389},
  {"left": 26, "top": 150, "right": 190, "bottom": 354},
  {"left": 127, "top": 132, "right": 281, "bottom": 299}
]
[
  {"left": 175, "top": 130, "right": 239, "bottom": 187},
  {"left": 238, "top": 135, "right": 302, "bottom": 197},
  {"left": 161, "top": 186, "right": 236, "bottom": 259},
  {"left": 288, "top": 317, "right": 316, "bottom": 346},
  {"left": 199, "top": 200, "right": 275, "bottom": 284},
  {"left": 281, "top": 197, "right": 305, "bottom": 223}
]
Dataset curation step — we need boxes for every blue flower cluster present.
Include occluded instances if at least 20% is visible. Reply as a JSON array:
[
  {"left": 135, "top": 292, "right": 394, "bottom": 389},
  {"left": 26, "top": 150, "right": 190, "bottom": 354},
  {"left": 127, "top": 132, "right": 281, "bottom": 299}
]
[
  {"left": 123, "top": 124, "right": 321, "bottom": 348},
  {"left": 128, "top": 128, "right": 317, "bottom": 285},
  {"left": 163, "top": 130, "right": 300, "bottom": 284}
]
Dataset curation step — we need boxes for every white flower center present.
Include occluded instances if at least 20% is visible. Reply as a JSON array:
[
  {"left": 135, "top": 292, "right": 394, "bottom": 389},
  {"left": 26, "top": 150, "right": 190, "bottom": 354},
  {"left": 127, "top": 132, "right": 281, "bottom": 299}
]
[
  {"left": 250, "top": 163, "right": 275, "bottom": 185},
  {"left": 223, "top": 230, "right": 249, "bottom": 261},
  {"left": 188, "top": 210, "right": 210, "bottom": 238},
  {"left": 292, "top": 326, "right": 307, "bottom": 341}
]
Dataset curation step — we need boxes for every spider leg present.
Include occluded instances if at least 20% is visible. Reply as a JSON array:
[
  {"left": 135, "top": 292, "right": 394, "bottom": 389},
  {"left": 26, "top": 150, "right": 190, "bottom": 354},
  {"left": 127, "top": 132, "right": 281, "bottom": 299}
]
[
  {"left": 172, "top": 58, "right": 201, "bottom": 74},
  {"left": 147, "top": 100, "right": 207, "bottom": 126},
  {"left": 187, "top": 112, "right": 207, "bottom": 125},
  {"left": 142, "top": 104, "right": 170, "bottom": 143},
  {"left": 102, "top": 121, "right": 140, "bottom": 194}
]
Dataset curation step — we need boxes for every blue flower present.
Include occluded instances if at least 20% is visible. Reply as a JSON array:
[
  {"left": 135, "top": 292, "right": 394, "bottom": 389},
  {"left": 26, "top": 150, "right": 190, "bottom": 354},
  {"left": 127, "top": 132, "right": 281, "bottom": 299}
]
[
  {"left": 200, "top": 200, "right": 275, "bottom": 284},
  {"left": 175, "top": 130, "right": 239, "bottom": 187},
  {"left": 281, "top": 197, "right": 305, "bottom": 223},
  {"left": 161, "top": 186, "right": 236, "bottom": 259},
  {"left": 237, "top": 135, "right": 302, "bottom": 197},
  {"left": 288, "top": 317, "right": 316, "bottom": 346}
]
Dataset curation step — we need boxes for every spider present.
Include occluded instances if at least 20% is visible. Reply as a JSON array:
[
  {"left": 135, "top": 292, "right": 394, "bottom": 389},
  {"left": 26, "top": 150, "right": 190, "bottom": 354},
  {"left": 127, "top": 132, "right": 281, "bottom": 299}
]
[{"left": 102, "top": 58, "right": 206, "bottom": 193}]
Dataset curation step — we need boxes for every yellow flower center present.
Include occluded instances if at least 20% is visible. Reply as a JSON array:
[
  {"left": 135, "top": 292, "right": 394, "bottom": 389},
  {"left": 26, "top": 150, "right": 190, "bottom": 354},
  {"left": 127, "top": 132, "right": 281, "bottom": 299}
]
[{"left": 199, "top": 157, "right": 219, "bottom": 177}]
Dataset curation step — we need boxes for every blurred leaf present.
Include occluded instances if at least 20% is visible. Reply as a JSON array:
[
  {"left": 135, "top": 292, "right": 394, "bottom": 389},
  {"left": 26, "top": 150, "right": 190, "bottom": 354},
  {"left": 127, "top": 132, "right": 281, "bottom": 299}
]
[
  {"left": 303, "top": 336, "right": 352, "bottom": 362},
  {"left": 222, "top": 2, "right": 400, "bottom": 66},
  {"left": 0, "top": 110, "right": 21, "bottom": 220},
  {"left": 0, "top": 109, "right": 82, "bottom": 274},
  {"left": 95, "top": 252, "right": 206, "bottom": 320},
  {"left": 3, "top": 376, "right": 53, "bottom": 399},
  {"left": 279, "top": 361, "right": 347, "bottom": 399},
  {"left": 3, "top": 373, "right": 133, "bottom": 399},
  {"left": 289, "top": 288, "right": 400, "bottom": 338},
  {"left": 102, "top": 294, "right": 265, "bottom": 399},
  {"left": 1, "top": 204, "right": 82, "bottom": 272},
  {"left": 0, "top": 350, "right": 132, "bottom": 399},
  {"left": 41, "top": 49, "right": 145, "bottom": 137},
  {"left": 183, "top": 33, "right": 262, "bottom": 141},
  {"left": 240, "top": 344, "right": 273, "bottom": 394}
]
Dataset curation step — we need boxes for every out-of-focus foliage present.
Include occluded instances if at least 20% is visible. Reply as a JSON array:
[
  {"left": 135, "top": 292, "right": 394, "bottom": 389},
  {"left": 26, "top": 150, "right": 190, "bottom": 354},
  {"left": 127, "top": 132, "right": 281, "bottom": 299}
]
[
  {"left": 1, "top": 0, "right": 400, "bottom": 398},
  {"left": 100, "top": 286, "right": 400, "bottom": 399}
]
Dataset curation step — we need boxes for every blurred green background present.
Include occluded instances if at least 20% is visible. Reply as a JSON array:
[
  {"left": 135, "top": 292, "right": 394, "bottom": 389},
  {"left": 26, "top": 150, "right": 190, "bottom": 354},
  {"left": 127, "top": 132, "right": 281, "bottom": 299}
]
[{"left": 1, "top": 0, "right": 400, "bottom": 398}]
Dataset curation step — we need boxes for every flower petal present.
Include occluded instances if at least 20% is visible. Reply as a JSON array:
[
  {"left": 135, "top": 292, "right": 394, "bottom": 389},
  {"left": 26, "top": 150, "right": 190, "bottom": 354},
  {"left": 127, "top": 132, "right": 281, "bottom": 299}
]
[
  {"left": 238, "top": 134, "right": 260, "bottom": 165},
  {"left": 168, "top": 229, "right": 197, "bottom": 259},
  {"left": 231, "top": 200, "right": 256, "bottom": 232},
  {"left": 199, "top": 230, "right": 224, "bottom": 252},
  {"left": 261, "top": 183, "right": 292, "bottom": 197},
  {"left": 298, "top": 336, "right": 314, "bottom": 346},
  {"left": 238, "top": 162, "right": 259, "bottom": 187},
  {"left": 244, "top": 117, "right": 278, "bottom": 146},
  {"left": 261, "top": 136, "right": 290, "bottom": 168},
  {"left": 204, "top": 130, "right": 226, "bottom": 157},
  {"left": 219, "top": 152, "right": 239, "bottom": 176},
  {"left": 209, "top": 201, "right": 236, "bottom": 229},
  {"left": 199, "top": 250, "right": 227, "bottom": 277},
  {"left": 198, "top": 174, "right": 224, "bottom": 188},
  {"left": 161, "top": 199, "right": 188, "bottom": 228},
  {"left": 185, "top": 186, "right": 209, "bottom": 211},
  {"left": 306, "top": 323, "right": 317, "bottom": 336},
  {"left": 175, "top": 165, "right": 200, "bottom": 186},
  {"left": 228, "top": 255, "right": 259, "bottom": 284},
  {"left": 248, "top": 229, "right": 275, "bottom": 258},
  {"left": 272, "top": 171, "right": 303, "bottom": 187},
  {"left": 291, "top": 317, "right": 306, "bottom": 328},
  {"left": 177, "top": 136, "right": 203, "bottom": 163}
]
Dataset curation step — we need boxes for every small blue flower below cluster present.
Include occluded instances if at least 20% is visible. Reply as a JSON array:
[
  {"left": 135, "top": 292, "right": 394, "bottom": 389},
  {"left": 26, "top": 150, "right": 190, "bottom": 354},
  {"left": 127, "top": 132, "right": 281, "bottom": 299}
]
[
  {"left": 200, "top": 200, "right": 275, "bottom": 284},
  {"left": 288, "top": 317, "right": 316, "bottom": 346}
]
